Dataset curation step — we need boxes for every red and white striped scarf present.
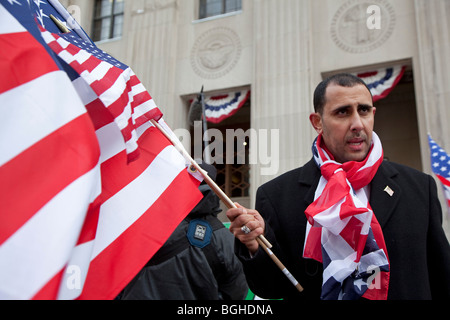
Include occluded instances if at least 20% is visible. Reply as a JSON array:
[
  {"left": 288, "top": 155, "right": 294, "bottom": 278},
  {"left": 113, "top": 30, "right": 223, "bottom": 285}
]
[{"left": 303, "top": 132, "right": 390, "bottom": 300}]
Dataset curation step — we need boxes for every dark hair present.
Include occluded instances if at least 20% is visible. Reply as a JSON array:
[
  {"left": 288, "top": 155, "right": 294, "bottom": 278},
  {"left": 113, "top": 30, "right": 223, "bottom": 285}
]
[{"left": 313, "top": 73, "right": 372, "bottom": 114}]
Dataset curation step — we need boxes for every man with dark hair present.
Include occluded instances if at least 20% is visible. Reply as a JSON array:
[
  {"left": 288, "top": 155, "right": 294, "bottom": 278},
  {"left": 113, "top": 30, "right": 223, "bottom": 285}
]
[
  {"left": 227, "top": 73, "right": 450, "bottom": 300},
  {"left": 313, "top": 73, "right": 372, "bottom": 114}
]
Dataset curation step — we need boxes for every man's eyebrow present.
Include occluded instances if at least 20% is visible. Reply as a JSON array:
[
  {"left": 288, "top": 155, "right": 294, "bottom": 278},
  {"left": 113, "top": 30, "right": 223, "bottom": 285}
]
[
  {"left": 331, "top": 104, "right": 373, "bottom": 113},
  {"left": 332, "top": 105, "right": 351, "bottom": 113},
  {"left": 358, "top": 104, "right": 374, "bottom": 109}
]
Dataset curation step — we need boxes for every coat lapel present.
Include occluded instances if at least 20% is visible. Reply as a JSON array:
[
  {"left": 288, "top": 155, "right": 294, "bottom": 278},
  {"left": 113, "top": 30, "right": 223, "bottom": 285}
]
[
  {"left": 369, "top": 161, "right": 402, "bottom": 228},
  {"left": 298, "top": 158, "right": 321, "bottom": 207}
]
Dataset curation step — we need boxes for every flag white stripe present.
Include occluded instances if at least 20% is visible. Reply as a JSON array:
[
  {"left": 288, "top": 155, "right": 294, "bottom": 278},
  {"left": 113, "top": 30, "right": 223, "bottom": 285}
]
[
  {"left": 357, "top": 132, "right": 382, "bottom": 172},
  {"left": 322, "top": 230, "right": 356, "bottom": 263},
  {"left": 323, "top": 251, "right": 358, "bottom": 283},
  {"left": 0, "top": 5, "right": 25, "bottom": 34},
  {"left": 313, "top": 199, "right": 348, "bottom": 234},
  {"left": 0, "top": 71, "right": 86, "bottom": 167},
  {"left": 72, "top": 47, "right": 92, "bottom": 65},
  {"left": 82, "top": 61, "right": 112, "bottom": 85},
  {"left": 91, "top": 145, "right": 186, "bottom": 259},
  {"left": 98, "top": 67, "right": 129, "bottom": 106},
  {"left": 57, "top": 239, "right": 95, "bottom": 300},
  {"left": 95, "top": 120, "right": 154, "bottom": 163},
  {"left": 71, "top": 76, "right": 97, "bottom": 105},
  {"left": 131, "top": 81, "right": 146, "bottom": 95},
  {"left": 0, "top": 165, "right": 101, "bottom": 300},
  {"left": 56, "top": 36, "right": 69, "bottom": 49},
  {"left": 133, "top": 99, "right": 158, "bottom": 120},
  {"left": 125, "top": 130, "right": 139, "bottom": 154},
  {"left": 96, "top": 121, "right": 126, "bottom": 163},
  {"left": 112, "top": 103, "right": 132, "bottom": 130}
]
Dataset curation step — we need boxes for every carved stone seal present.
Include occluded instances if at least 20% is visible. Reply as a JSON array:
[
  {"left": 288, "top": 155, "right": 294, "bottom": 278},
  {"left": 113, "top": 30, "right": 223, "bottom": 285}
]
[
  {"left": 330, "top": 0, "right": 395, "bottom": 53},
  {"left": 191, "top": 27, "right": 242, "bottom": 79}
]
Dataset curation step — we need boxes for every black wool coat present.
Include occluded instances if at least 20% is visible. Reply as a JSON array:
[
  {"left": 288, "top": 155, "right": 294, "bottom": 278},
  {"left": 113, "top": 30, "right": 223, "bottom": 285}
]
[{"left": 236, "top": 158, "right": 450, "bottom": 300}]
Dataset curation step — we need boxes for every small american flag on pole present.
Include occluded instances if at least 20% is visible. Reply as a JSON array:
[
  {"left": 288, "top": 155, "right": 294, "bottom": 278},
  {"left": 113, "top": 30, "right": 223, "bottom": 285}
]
[{"left": 428, "top": 134, "right": 450, "bottom": 214}]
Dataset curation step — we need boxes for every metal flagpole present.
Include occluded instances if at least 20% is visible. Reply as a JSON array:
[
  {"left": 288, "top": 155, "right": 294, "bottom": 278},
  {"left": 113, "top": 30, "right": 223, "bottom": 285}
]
[{"left": 199, "top": 86, "right": 211, "bottom": 164}]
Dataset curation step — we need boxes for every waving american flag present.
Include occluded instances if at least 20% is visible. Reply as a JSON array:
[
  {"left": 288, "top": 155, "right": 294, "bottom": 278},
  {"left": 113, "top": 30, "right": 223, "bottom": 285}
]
[
  {"left": 428, "top": 135, "right": 450, "bottom": 214},
  {"left": 0, "top": 0, "right": 202, "bottom": 299}
]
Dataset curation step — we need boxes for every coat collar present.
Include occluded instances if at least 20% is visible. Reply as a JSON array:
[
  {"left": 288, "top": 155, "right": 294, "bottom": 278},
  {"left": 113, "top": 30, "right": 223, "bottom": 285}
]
[
  {"left": 297, "top": 158, "right": 321, "bottom": 208},
  {"left": 297, "top": 158, "right": 401, "bottom": 228}
]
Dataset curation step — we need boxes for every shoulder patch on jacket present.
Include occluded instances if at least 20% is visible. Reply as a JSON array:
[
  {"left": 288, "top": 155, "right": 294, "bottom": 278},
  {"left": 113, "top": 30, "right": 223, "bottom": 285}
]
[{"left": 186, "top": 219, "right": 212, "bottom": 248}]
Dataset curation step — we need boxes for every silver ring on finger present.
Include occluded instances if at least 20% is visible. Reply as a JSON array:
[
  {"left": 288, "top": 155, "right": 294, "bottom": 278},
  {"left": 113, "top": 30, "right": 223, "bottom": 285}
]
[{"left": 241, "top": 225, "right": 251, "bottom": 234}]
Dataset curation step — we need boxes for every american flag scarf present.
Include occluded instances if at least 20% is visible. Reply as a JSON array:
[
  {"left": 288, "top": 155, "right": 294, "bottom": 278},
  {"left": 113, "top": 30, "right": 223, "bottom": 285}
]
[{"left": 303, "top": 132, "right": 390, "bottom": 300}]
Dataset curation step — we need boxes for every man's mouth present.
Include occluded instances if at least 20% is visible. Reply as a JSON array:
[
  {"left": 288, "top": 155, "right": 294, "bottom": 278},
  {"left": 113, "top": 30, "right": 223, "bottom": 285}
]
[{"left": 347, "top": 138, "right": 365, "bottom": 150}]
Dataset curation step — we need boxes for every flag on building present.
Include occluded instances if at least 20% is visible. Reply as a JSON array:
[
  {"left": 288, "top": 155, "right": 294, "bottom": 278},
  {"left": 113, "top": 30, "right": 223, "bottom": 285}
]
[
  {"left": 204, "top": 90, "right": 250, "bottom": 124},
  {"left": 428, "top": 135, "right": 450, "bottom": 214},
  {"left": 0, "top": 0, "right": 203, "bottom": 300},
  {"left": 355, "top": 65, "right": 406, "bottom": 102}
]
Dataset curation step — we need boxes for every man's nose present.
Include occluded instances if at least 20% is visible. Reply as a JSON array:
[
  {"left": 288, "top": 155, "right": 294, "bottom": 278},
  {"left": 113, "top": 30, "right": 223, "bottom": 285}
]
[{"left": 350, "top": 114, "right": 364, "bottom": 132}]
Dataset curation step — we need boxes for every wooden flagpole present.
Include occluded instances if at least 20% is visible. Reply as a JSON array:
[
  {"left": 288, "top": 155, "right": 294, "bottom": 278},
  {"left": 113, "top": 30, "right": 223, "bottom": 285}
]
[{"left": 150, "top": 119, "right": 303, "bottom": 292}]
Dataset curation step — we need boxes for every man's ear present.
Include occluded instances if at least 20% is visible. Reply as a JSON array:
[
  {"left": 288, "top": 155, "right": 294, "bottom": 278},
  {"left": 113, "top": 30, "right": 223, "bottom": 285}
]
[{"left": 309, "top": 113, "right": 322, "bottom": 134}]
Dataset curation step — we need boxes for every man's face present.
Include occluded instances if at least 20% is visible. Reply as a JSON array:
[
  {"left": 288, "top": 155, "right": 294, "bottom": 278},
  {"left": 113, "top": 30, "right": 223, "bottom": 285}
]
[{"left": 309, "top": 83, "right": 376, "bottom": 163}]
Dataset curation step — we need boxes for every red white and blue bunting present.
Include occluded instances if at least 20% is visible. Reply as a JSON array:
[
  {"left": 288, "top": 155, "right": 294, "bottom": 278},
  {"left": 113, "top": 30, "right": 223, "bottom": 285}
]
[
  {"left": 355, "top": 65, "right": 406, "bottom": 102},
  {"left": 204, "top": 90, "right": 250, "bottom": 124}
]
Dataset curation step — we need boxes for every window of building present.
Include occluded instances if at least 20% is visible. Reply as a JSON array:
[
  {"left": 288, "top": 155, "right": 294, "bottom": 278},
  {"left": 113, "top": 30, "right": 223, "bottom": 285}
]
[
  {"left": 92, "top": 0, "right": 124, "bottom": 42},
  {"left": 199, "top": 0, "right": 242, "bottom": 20}
]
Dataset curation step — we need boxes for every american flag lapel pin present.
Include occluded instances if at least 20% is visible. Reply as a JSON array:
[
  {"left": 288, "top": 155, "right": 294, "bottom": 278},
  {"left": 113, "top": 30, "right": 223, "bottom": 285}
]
[{"left": 384, "top": 186, "right": 394, "bottom": 197}]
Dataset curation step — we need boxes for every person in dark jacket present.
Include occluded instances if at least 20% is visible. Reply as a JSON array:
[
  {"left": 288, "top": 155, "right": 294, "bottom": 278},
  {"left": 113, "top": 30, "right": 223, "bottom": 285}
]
[
  {"left": 120, "top": 163, "right": 248, "bottom": 300},
  {"left": 226, "top": 73, "right": 450, "bottom": 300}
]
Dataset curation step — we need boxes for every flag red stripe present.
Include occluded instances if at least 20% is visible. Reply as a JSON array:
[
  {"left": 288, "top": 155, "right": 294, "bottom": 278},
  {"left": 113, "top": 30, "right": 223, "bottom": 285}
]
[
  {"left": 135, "top": 108, "right": 164, "bottom": 127},
  {"left": 85, "top": 98, "right": 115, "bottom": 130},
  {"left": 99, "top": 127, "right": 170, "bottom": 202},
  {"left": 74, "top": 54, "right": 101, "bottom": 73},
  {"left": 31, "top": 269, "right": 65, "bottom": 300},
  {"left": 78, "top": 170, "right": 203, "bottom": 299},
  {"left": 91, "top": 64, "right": 123, "bottom": 96},
  {"left": 0, "top": 114, "right": 99, "bottom": 245},
  {"left": 437, "top": 174, "right": 450, "bottom": 187},
  {"left": 119, "top": 114, "right": 135, "bottom": 143},
  {"left": 128, "top": 74, "right": 141, "bottom": 87},
  {"left": 0, "top": 32, "right": 58, "bottom": 94},
  {"left": 76, "top": 200, "right": 101, "bottom": 245},
  {"left": 74, "top": 127, "right": 168, "bottom": 246},
  {"left": 132, "top": 90, "right": 151, "bottom": 106}
]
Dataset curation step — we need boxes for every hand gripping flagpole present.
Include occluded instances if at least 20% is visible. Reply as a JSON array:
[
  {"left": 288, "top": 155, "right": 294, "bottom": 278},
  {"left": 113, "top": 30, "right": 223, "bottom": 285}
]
[{"left": 150, "top": 119, "right": 304, "bottom": 293}]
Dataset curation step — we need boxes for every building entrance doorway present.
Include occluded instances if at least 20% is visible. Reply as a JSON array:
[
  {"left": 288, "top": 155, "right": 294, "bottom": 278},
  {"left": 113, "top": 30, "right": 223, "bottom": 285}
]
[{"left": 373, "top": 68, "right": 422, "bottom": 171}]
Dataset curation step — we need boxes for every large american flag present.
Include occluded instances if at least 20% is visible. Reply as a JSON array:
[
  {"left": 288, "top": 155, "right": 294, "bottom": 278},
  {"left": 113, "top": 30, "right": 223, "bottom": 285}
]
[
  {"left": 0, "top": 0, "right": 202, "bottom": 299},
  {"left": 428, "top": 135, "right": 450, "bottom": 214}
]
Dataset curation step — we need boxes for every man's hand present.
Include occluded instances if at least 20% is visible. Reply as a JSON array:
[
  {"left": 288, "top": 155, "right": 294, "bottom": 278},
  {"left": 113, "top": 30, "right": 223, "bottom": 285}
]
[{"left": 226, "top": 203, "right": 265, "bottom": 254}]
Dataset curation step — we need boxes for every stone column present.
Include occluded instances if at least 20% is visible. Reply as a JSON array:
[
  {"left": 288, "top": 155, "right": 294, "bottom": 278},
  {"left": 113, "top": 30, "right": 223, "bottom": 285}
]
[
  {"left": 414, "top": 0, "right": 450, "bottom": 238},
  {"left": 250, "top": 0, "right": 313, "bottom": 202}
]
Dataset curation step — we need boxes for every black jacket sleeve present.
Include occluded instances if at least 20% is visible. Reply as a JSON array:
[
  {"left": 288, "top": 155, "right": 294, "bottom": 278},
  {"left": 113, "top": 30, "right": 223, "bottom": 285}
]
[{"left": 426, "top": 175, "right": 450, "bottom": 299}]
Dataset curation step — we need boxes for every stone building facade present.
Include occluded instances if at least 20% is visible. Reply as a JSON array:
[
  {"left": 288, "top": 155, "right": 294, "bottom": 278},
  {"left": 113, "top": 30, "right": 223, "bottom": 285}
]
[{"left": 62, "top": 0, "right": 449, "bottom": 236}]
